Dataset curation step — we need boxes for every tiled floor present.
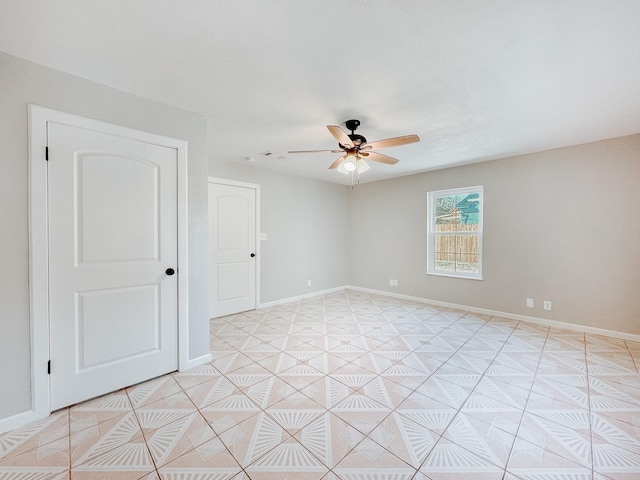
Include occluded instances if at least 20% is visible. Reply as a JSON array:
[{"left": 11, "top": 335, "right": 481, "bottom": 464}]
[{"left": 2, "top": 289, "right": 640, "bottom": 479}]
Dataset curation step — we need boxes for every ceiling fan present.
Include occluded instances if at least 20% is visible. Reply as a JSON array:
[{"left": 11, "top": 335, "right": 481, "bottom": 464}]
[{"left": 288, "top": 119, "right": 420, "bottom": 176}]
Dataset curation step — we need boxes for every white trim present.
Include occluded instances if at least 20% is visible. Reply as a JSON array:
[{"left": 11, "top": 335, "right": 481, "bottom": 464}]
[
  {"left": 176, "top": 141, "right": 190, "bottom": 373},
  {"left": 426, "top": 270, "right": 484, "bottom": 281},
  {"left": 345, "top": 285, "right": 640, "bottom": 343},
  {"left": 0, "top": 410, "right": 48, "bottom": 435},
  {"left": 28, "top": 105, "right": 190, "bottom": 417},
  {"left": 207, "top": 177, "right": 261, "bottom": 310},
  {"left": 28, "top": 105, "right": 51, "bottom": 416},
  {"left": 179, "top": 352, "right": 213, "bottom": 372},
  {"left": 427, "top": 185, "right": 483, "bottom": 280}
]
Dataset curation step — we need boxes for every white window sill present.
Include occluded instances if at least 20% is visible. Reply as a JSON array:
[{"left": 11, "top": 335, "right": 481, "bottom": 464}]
[{"left": 425, "top": 271, "right": 483, "bottom": 281}]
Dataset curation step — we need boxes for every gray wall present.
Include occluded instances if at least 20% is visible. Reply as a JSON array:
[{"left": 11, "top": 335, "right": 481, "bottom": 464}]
[
  {"left": 209, "top": 162, "right": 350, "bottom": 304},
  {"left": 349, "top": 134, "right": 640, "bottom": 334},
  {"left": 0, "top": 52, "right": 210, "bottom": 420}
]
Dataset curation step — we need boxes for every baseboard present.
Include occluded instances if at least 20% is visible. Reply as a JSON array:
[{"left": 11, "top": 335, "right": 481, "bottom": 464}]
[
  {"left": 258, "top": 285, "right": 350, "bottom": 309},
  {"left": 179, "top": 352, "right": 212, "bottom": 372},
  {"left": 346, "top": 285, "right": 640, "bottom": 343},
  {"left": 0, "top": 410, "right": 47, "bottom": 434}
]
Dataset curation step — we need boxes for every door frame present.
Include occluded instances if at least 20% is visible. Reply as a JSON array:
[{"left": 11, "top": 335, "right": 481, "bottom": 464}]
[
  {"left": 28, "top": 105, "right": 190, "bottom": 416},
  {"left": 208, "top": 177, "right": 261, "bottom": 314}
]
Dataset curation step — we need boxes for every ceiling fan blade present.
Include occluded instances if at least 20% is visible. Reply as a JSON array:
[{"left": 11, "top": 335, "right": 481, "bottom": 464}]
[
  {"left": 363, "top": 151, "right": 399, "bottom": 165},
  {"left": 288, "top": 149, "right": 343, "bottom": 154},
  {"left": 327, "top": 125, "right": 354, "bottom": 148},
  {"left": 328, "top": 155, "right": 347, "bottom": 169},
  {"left": 361, "top": 134, "right": 420, "bottom": 151}
]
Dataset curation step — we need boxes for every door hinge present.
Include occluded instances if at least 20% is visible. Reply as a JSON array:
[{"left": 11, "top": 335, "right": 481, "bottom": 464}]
[
  {"left": 45, "top": 146, "right": 49, "bottom": 161},
  {"left": 47, "top": 360, "right": 51, "bottom": 374}
]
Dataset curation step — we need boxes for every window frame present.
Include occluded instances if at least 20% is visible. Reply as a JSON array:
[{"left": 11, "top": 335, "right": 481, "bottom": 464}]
[{"left": 427, "top": 185, "right": 484, "bottom": 280}]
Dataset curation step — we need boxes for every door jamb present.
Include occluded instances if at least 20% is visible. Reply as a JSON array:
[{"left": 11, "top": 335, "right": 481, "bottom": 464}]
[
  {"left": 207, "top": 177, "right": 261, "bottom": 313},
  {"left": 28, "top": 105, "right": 190, "bottom": 416}
]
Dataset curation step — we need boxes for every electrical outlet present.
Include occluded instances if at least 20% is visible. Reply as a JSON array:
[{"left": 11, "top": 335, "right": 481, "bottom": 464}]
[
  {"left": 389, "top": 279, "right": 394, "bottom": 286},
  {"left": 307, "top": 280, "right": 312, "bottom": 287},
  {"left": 394, "top": 279, "right": 398, "bottom": 286},
  {"left": 526, "top": 298, "right": 534, "bottom": 308},
  {"left": 260, "top": 233, "right": 267, "bottom": 241},
  {"left": 543, "top": 300, "right": 552, "bottom": 311}
]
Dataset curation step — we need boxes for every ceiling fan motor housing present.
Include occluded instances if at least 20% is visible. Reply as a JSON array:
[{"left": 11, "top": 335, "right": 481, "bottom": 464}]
[
  {"left": 341, "top": 119, "right": 366, "bottom": 148},
  {"left": 347, "top": 133, "right": 366, "bottom": 147}
]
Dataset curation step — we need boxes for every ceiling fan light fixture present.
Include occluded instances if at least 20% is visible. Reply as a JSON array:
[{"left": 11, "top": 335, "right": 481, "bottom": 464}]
[
  {"left": 337, "top": 154, "right": 357, "bottom": 174},
  {"left": 343, "top": 159, "right": 357, "bottom": 172},
  {"left": 337, "top": 154, "right": 369, "bottom": 176},
  {"left": 357, "top": 158, "right": 370, "bottom": 173}
]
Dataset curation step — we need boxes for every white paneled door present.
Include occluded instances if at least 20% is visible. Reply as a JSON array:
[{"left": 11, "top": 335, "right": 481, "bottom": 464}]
[
  {"left": 47, "top": 122, "right": 178, "bottom": 410},
  {"left": 209, "top": 182, "right": 257, "bottom": 318}
]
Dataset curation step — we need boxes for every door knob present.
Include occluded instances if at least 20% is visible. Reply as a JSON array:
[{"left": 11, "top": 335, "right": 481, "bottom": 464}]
[
  {"left": 250, "top": 253, "right": 255, "bottom": 258},
  {"left": 166, "top": 268, "right": 175, "bottom": 276}
]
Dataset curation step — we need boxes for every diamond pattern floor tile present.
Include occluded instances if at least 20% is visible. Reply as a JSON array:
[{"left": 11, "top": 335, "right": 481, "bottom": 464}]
[
  {"left": 419, "top": 435, "right": 505, "bottom": 479},
  {"left": 0, "top": 410, "right": 69, "bottom": 461},
  {"left": 4, "top": 288, "right": 640, "bottom": 478}
]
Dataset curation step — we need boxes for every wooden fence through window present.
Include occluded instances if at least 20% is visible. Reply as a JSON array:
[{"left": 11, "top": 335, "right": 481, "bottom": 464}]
[{"left": 434, "top": 223, "right": 479, "bottom": 263}]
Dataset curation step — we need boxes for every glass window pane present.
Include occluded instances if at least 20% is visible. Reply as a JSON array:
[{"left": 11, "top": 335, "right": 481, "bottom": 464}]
[
  {"left": 428, "top": 186, "right": 482, "bottom": 279},
  {"left": 455, "top": 252, "right": 479, "bottom": 273},
  {"left": 455, "top": 193, "right": 480, "bottom": 227},
  {"left": 434, "top": 253, "right": 457, "bottom": 272},
  {"left": 434, "top": 234, "right": 479, "bottom": 273},
  {"left": 435, "top": 193, "right": 480, "bottom": 232},
  {"left": 434, "top": 195, "right": 458, "bottom": 227}
]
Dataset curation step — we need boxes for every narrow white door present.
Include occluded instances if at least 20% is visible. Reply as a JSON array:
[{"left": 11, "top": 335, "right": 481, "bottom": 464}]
[
  {"left": 48, "top": 122, "right": 178, "bottom": 410},
  {"left": 209, "top": 183, "right": 257, "bottom": 317}
]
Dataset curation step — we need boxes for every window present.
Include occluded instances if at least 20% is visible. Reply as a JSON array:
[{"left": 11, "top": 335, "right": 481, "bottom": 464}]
[{"left": 427, "top": 186, "right": 483, "bottom": 279}]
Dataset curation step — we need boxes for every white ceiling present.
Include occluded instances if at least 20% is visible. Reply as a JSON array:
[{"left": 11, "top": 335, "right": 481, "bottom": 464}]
[{"left": 2, "top": 1, "right": 640, "bottom": 185}]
